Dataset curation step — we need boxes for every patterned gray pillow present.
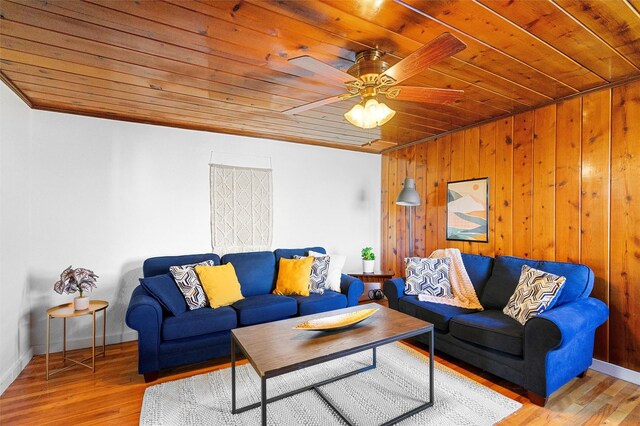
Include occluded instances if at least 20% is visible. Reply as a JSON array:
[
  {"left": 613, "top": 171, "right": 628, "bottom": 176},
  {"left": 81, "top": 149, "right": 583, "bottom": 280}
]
[
  {"left": 404, "top": 257, "right": 454, "bottom": 298},
  {"left": 294, "top": 255, "right": 331, "bottom": 295},
  {"left": 169, "top": 260, "right": 215, "bottom": 310},
  {"left": 503, "top": 265, "right": 566, "bottom": 325}
]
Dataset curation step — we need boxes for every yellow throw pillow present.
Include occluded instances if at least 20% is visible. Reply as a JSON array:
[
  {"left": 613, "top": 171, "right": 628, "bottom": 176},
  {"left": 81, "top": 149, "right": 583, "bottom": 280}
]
[
  {"left": 195, "top": 263, "right": 244, "bottom": 309},
  {"left": 273, "top": 257, "right": 314, "bottom": 296}
]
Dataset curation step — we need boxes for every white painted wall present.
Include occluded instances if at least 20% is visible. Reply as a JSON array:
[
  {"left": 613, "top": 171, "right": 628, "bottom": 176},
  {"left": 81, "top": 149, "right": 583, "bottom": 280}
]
[
  {"left": 0, "top": 84, "right": 33, "bottom": 394},
  {"left": 0, "top": 81, "right": 381, "bottom": 393}
]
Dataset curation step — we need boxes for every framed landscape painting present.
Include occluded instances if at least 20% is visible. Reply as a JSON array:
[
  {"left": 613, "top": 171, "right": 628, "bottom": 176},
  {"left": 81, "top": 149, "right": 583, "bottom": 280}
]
[{"left": 446, "top": 177, "right": 489, "bottom": 242}]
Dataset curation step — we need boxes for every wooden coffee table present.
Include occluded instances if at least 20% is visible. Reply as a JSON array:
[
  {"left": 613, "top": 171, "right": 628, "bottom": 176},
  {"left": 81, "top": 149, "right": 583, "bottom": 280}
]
[{"left": 230, "top": 303, "right": 434, "bottom": 425}]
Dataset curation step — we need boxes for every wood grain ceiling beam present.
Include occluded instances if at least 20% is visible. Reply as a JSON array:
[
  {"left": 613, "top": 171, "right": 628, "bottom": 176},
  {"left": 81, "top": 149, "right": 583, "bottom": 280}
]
[
  {"left": 315, "top": 0, "right": 578, "bottom": 96},
  {"left": 473, "top": 0, "right": 639, "bottom": 80},
  {"left": 0, "top": 70, "right": 32, "bottom": 107},
  {"left": 1, "top": 0, "right": 639, "bottom": 152},
  {"left": 6, "top": 3, "right": 496, "bottom": 129},
  {"left": 394, "top": 0, "right": 602, "bottom": 90},
  {"left": 383, "top": 73, "right": 640, "bottom": 155},
  {"left": 553, "top": 0, "right": 640, "bottom": 67},
  {"left": 197, "top": 0, "right": 546, "bottom": 107},
  {"left": 250, "top": 0, "right": 561, "bottom": 100},
  {"left": 545, "top": 0, "right": 639, "bottom": 74},
  {"left": 27, "top": 90, "right": 371, "bottom": 146}
]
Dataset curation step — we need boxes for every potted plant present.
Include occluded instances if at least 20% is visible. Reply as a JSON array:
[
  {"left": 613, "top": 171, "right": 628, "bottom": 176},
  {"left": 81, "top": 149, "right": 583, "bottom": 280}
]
[
  {"left": 361, "top": 247, "right": 376, "bottom": 273},
  {"left": 54, "top": 266, "right": 99, "bottom": 310}
]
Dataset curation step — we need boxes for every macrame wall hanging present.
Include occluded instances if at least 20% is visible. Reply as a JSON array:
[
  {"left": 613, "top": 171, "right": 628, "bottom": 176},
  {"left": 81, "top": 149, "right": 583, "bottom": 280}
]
[{"left": 209, "top": 163, "right": 273, "bottom": 255}]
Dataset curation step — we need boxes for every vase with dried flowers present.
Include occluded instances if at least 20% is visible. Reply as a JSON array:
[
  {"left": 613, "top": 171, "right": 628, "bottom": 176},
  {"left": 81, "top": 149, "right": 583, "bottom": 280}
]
[{"left": 54, "top": 266, "right": 99, "bottom": 310}]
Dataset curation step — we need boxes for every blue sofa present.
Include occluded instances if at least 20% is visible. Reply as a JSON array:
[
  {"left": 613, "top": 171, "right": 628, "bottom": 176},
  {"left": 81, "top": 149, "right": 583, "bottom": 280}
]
[
  {"left": 383, "top": 254, "right": 609, "bottom": 406},
  {"left": 126, "top": 247, "right": 364, "bottom": 381}
]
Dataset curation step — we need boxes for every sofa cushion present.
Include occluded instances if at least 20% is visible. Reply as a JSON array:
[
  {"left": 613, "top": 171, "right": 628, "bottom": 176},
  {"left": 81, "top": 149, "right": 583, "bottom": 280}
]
[
  {"left": 232, "top": 294, "right": 297, "bottom": 326},
  {"left": 170, "top": 260, "right": 215, "bottom": 310},
  {"left": 274, "top": 257, "right": 314, "bottom": 296},
  {"left": 480, "top": 256, "right": 593, "bottom": 309},
  {"left": 503, "top": 265, "right": 566, "bottom": 325},
  {"left": 274, "top": 247, "right": 325, "bottom": 265},
  {"left": 404, "top": 257, "right": 453, "bottom": 297},
  {"left": 460, "top": 253, "right": 494, "bottom": 297},
  {"left": 480, "top": 256, "right": 531, "bottom": 309},
  {"left": 143, "top": 253, "right": 220, "bottom": 278},
  {"left": 139, "top": 273, "right": 187, "bottom": 316},
  {"left": 398, "top": 296, "right": 479, "bottom": 332},
  {"left": 292, "top": 291, "right": 348, "bottom": 316},
  {"left": 161, "top": 306, "right": 237, "bottom": 341},
  {"left": 294, "top": 255, "right": 330, "bottom": 294},
  {"left": 221, "top": 251, "right": 275, "bottom": 297},
  {"left": 536, "top": 259, "right": 592, "bottom": 306},
  {"left": 449, "top": 310, "right": 524, "bottom": 356},
  {"left": 197, "top": 263, "right": 245, "bottom": 309},
  {"left": 308, "top": 250, "right": 345, "bottom": 293}
]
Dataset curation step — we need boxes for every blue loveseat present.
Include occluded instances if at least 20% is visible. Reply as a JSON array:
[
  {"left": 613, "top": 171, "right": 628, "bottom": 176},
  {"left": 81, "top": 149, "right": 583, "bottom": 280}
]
[
  {"left": 126, "top": 247, "right": 364, "bottom": 381},
  {"left": 383, "top": 254, "right": 609, "bottom": 406}
]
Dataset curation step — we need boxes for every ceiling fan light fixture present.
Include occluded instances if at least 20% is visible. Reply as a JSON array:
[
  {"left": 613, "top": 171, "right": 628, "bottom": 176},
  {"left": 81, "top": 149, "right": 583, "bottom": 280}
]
[
  {"left": 366, "top": 98, "right": 396, "bottom": 126},
  {"left": 344, "top": 98, "right": 396, "bottom": 129}
]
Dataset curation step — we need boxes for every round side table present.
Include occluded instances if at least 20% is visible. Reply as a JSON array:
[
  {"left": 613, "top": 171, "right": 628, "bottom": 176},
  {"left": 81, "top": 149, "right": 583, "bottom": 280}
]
[{"left": 46, "top": 299, "right": 108, "bottom": 380}]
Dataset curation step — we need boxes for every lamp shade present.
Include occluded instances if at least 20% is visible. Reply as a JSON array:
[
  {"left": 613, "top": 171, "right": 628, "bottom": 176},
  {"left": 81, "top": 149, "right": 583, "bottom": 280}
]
[{"left": 396, "top": 178, "right": 421, "bottom": 206}]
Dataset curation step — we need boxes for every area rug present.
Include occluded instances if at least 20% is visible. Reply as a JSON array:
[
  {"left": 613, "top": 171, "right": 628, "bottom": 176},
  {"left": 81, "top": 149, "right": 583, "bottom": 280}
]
[{"left": 140, "top": 342, "right": 521, "bottom": 425}]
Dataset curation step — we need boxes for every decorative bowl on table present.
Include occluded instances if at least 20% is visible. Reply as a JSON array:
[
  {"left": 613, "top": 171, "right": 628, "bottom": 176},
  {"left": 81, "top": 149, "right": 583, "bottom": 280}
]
[{"left": 294, "top": 308, "right": 379, "bottom": 331}]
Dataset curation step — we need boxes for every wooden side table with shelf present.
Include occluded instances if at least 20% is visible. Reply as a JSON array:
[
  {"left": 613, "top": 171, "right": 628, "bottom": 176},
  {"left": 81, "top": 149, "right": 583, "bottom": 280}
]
[
  {"left": 348, "top": 271, "right": 395, "bottom": 302},
  {"left": 45, "top": 299, "right": 108, "bottom": 380},
  {"left": 349, "top": 271, "right": 395, "bottom": 282}
]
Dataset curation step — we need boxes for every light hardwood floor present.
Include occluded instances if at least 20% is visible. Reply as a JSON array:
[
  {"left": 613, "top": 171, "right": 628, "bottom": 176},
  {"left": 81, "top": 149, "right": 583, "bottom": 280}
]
[{"left": 1, "top": 338, "right": 638, "bottom": 425}]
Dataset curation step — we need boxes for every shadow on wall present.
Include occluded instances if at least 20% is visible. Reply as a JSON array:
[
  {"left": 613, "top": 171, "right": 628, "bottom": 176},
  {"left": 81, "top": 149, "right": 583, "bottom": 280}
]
[
  {"left": 113, "top": 261, "right": 143, "bottom": 340},
  {"left": 29, "top": 272, "right": 58, "bottom": 355},
  {"left": 17, "top": 278, "right": 31, "bottom": 362},
  {"left": 355, "top": 187, "right": 370, "bottom": 209},
  {"left": 28, "top": 261, "right": 143, "bottom": 355}
]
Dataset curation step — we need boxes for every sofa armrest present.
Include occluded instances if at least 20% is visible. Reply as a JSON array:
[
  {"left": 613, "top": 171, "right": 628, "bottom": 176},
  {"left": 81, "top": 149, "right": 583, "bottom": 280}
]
[
  {"left": 383, "top": 278, "right": 405, "bottom": 310},
  {"left": 525, "top": 297, "right": 609, "bottom": 352},
  {"left": 125, "top": 286, "right": 164, "bottom": 374},
  {"left": 524, "top": 297, "right": 609, "bottom": 396},
  {"left": 340, "top": 274, "right": 364, "bottom": 306}
]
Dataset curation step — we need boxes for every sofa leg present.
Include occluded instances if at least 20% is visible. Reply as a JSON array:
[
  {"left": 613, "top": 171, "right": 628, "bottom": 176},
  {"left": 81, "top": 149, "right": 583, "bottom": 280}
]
[
  {"left": 527, "top": 390, "right": 547, "bottom": 407},
  {"left": 577, "top": 370, "right": 587, "bottom": 378},
  {"left": 144, "top": 371, "right": 159, "bottom": 383}
]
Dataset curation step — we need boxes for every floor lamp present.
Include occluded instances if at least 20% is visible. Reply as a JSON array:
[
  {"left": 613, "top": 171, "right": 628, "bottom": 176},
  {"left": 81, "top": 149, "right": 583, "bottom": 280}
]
[{"left": 396, "top": 178, "right": 422, "bottom": 257}]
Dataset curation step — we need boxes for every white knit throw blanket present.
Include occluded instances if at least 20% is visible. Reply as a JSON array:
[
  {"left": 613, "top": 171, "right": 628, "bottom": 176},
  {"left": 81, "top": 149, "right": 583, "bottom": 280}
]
[{"left": 417, "top": 248, "right": 484, "bottom": 310}]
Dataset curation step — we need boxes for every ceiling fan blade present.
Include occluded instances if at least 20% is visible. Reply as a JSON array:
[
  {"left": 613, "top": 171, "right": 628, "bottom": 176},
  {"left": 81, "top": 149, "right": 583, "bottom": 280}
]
[
  {"left": 384, "top": 33, "right": 466, "bottom": 84},
  {"left": 390, "top": 86, "right": 463, "bottom": 104},
  {"left": 282, "top": 94, "right": 352, "bottom": 115},
  {"left": 288, "top": 56, "right": 354, "bottom": 85}
]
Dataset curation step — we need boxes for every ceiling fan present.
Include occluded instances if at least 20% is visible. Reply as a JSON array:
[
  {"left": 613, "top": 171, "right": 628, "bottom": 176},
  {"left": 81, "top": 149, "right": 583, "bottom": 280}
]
[{"left": 283, "top": 33, "right": 467, "bottom": 129}]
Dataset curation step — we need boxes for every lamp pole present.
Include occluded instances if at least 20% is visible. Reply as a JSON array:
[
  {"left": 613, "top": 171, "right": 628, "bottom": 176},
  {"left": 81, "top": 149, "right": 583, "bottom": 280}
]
[
  {"left": 408, "top": 205, "right": 414, "bottom": 257},
  {"left": 396, "top": 178, "right": 421, "bottom": 259}
]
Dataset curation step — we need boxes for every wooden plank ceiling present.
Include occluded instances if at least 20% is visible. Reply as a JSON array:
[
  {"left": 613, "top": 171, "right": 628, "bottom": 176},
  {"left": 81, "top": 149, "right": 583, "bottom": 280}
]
[{"left": 1, "top": 0, "right": 639, "bottom": 153}]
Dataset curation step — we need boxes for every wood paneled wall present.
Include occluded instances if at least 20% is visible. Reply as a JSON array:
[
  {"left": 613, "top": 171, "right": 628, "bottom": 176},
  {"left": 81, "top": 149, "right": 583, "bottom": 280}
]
[{"left": 381, "top": 79, "right": 640, "bottom": 371}]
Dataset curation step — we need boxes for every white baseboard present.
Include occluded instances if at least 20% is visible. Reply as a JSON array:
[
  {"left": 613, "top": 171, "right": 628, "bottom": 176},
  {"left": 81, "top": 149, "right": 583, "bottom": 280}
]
[
  {"left": 591, "top": 358, "right": 640, "bottom": 386},
  {"left": 0, "top": 348, "right": 33, "bottom": 396}
]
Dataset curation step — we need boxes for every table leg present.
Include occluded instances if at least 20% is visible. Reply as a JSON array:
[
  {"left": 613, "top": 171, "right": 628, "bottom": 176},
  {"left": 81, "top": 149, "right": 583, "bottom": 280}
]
[
  {"left": 62, "top": 317, "right": 67, "bottom": 362},
  {"left": 46, "top": 315, "right": 50, "bottom": 380},
  {"left": 429, "top": 328, "right": 434, "bottom": 404},
  {"left": 102, "top": 308, "right": 107, "bottom": 356},
  {"left": 373, "top": 346, "right": 377, "bottom": 368},
  {"left": 92, "top": 311, "right": 96, "bottom": 372},
  {"left": 231, "top": 337, "right": 236, "bottom": 414},
  {"left": 261, "top": 376, "right": 267, "bottom": 426}
]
